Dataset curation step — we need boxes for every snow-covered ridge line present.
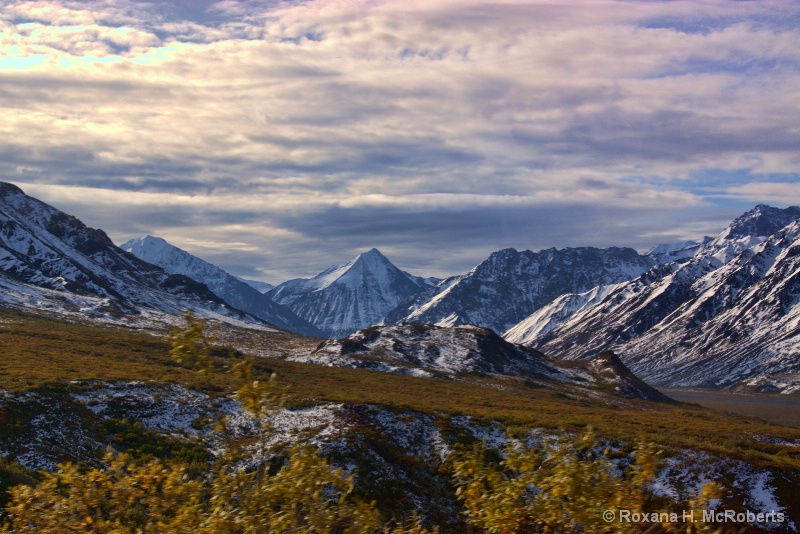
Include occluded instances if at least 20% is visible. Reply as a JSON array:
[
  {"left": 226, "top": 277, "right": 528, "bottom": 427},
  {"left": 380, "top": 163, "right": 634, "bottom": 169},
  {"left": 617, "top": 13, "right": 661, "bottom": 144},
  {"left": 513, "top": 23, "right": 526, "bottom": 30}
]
[
  {"left": 516, "top": 205, "right": 800, "bottom": 390},
  {"left": 299, "top": 323, "right": 671, "bottom": 403},
  {"left": 121, "top": 236, "right": 322, "bottom": 336},
  {"left": 0, "top": 182, "right": 264, "bottom": 326},
  {"left": 385, "top": 246, "right": 657, "bottom": 335}
]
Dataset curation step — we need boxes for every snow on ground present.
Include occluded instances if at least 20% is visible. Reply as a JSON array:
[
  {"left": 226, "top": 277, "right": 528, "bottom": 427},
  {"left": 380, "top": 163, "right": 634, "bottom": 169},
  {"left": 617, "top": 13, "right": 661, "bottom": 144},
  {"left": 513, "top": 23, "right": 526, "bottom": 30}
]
[
  {"left": 300, "top": 323, "right": 564, "bottom": 383},
  {"left": 0, "top": 273, "right": 277, "bottom": 333},
  {"left": 738, "top": 374, "right": 800, "bottom": 394},
  {"left": 366, "top": 407, "right": 451, "bottom": 462},
  {"left": 0, "top": 382, "right": 795, "bottom": 525},
  {"left": 450, "top": 415, "right": 507, "bottom": 449},
  {"left": 1, "top": 391, "right": 106, "bottom": 471},
  {"left": 289, "top": 351, "right": 435, "bottom": 377},
  {"left": 72, "top": 382, "right": 246, "bottom": 435},
  {"left": 652, "top": 449, "right": 794, "bottom": 532},
  {"left": 261, "top": 404, "right": 344, "bottom": 450}
]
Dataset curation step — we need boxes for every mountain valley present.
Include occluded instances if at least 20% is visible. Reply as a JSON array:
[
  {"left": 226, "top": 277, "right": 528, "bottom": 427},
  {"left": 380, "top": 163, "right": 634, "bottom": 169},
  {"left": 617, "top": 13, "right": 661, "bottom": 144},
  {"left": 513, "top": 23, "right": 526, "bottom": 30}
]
[
  {"left": 5, "top": 179, "right": 796, "bottom": 395},
  {"left": 2, "top": 182, "right": 800, "bottom": 530}
]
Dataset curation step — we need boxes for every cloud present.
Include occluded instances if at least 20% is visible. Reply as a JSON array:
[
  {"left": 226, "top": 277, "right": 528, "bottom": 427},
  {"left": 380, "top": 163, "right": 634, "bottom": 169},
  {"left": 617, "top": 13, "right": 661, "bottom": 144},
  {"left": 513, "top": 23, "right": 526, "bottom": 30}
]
[
  {"left": 723, "top": 182, "right": 800, "bottom": 205},
  {"left": 14, "top": 179, "right": 701, "bottom": 282},
  {"left": 2, "top": 0, "right": 799, "bottom": 281}
]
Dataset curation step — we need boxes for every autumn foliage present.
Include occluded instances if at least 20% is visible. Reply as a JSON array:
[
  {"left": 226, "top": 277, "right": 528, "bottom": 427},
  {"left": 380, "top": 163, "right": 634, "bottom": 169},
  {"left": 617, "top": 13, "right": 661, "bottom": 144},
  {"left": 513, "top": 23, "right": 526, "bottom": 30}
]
[{"left": 0, "top": 312, "right": 726, "bottom": 532}]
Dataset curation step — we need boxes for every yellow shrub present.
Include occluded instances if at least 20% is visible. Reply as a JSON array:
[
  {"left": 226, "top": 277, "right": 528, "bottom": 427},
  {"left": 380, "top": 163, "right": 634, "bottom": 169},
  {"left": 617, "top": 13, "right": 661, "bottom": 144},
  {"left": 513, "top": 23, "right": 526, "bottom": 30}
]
[{"left": 453, "top": 429, "right": 721, "bottom": 534}]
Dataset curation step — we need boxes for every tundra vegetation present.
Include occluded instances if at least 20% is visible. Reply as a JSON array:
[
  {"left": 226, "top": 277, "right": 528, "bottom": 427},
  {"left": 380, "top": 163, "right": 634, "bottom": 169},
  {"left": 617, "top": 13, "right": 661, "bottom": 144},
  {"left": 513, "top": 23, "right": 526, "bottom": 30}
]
[{"left": 0, "top": 309, "right": 798, "bottom": 532}]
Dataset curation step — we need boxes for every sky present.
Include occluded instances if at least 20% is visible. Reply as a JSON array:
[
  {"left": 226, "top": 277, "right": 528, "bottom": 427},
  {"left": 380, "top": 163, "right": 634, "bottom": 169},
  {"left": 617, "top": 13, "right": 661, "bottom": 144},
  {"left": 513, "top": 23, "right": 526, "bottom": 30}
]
[{"left": 1, "top": 0, "right": 799, "bottom": 283}]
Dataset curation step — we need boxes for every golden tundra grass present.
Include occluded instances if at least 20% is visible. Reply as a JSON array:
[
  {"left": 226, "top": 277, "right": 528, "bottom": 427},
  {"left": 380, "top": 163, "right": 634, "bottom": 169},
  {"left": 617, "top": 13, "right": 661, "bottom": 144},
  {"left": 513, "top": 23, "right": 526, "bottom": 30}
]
[{"left": 1, "top": 308, "right": 799, "bottom": 471}]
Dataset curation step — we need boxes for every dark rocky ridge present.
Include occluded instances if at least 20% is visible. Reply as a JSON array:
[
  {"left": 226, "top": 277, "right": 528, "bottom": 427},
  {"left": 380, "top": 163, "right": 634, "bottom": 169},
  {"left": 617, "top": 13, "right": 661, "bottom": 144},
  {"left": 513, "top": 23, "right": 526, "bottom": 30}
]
[{"left": 300, "top": 323, "right": 674, "bottom": 403}]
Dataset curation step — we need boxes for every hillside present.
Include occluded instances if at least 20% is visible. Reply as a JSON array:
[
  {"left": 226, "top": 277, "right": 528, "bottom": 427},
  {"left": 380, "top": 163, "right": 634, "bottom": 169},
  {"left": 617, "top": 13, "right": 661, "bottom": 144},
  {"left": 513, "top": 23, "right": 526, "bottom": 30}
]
[
  {"left": 1, "top": 309, "right": 800, "bottom": 531},
  {"left": 0, "top": 182, "right": 260, "bottom": 327}
]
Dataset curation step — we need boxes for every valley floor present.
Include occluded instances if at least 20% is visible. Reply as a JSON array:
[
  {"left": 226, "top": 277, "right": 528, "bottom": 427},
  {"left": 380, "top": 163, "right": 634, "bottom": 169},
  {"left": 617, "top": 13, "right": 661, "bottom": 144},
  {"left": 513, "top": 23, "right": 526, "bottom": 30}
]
[{"left": 662, "top": 389, "right": 800, "bottom": 429}]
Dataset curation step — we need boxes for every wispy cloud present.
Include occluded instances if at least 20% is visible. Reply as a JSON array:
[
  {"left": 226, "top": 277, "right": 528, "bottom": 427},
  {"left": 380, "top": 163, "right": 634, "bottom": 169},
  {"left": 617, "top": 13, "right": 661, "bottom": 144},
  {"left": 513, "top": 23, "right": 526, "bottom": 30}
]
[{"left": 2, "top": 0, "right": 799, "bottom": 280}]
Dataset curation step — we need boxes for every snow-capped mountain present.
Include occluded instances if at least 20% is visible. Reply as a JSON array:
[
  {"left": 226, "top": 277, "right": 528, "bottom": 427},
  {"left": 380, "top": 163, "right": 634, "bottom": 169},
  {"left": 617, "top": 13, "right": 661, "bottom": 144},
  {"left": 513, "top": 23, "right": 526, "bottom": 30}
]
[
  {"left": 646, "top": 240, "right": 702, "bottom": 256},
  {"left": 121, "top": 236, "right": 322, "bottom": 337},
  {"left": 385, "top": 247, "right": 655, "bottom": 335},
  {"left": 0, "top": 182, "right": 254, "bottom": 323},
  {"left": 5, "top": 179, "right": 799, "bottom": 391},
  {"left": 267, "top": 248, "right": 431, "bottom": 338},
  {"left": 520, "top": 205, "right": 800, "bottom": 388}
]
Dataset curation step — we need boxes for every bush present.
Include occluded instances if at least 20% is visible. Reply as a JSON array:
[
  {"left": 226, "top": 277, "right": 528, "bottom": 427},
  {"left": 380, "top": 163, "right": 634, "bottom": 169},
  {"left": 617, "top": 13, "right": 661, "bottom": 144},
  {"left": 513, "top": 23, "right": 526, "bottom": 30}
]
[
  {"left": 452, "top": 429, "right": 722, "bottom": 533},
  {"left": 2, "top": 447, "right": 385, "bottom": 533}
]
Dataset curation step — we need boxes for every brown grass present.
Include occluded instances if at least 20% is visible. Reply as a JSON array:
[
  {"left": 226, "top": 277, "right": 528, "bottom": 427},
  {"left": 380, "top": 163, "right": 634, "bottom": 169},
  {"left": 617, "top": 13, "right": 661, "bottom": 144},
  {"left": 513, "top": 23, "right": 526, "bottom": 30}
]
[
  {"left": 2, "top": 307, "right": 800, "bottom": 471},
  {"left": 663, "top": 388, "right": 800, "bottom": 428}
]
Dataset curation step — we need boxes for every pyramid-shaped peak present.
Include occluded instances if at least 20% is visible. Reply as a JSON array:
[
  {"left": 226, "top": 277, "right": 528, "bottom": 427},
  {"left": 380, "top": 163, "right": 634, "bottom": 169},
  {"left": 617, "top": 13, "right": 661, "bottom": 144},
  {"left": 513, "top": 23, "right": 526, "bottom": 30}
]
[
  {"left": 267, "top": 248, "right": 429, "bottom": 337},
  {"left": 142, "top": 235, "right": 167, "bottom": 244},
  {"left": 343, "top": 248, "right": 404, "bottom": 280},
  {"left": 357, "top": 247, "right": 388, "bottom": 259},
  {"left": 352, "top": 247, "right": 393, "bottom": 264}
]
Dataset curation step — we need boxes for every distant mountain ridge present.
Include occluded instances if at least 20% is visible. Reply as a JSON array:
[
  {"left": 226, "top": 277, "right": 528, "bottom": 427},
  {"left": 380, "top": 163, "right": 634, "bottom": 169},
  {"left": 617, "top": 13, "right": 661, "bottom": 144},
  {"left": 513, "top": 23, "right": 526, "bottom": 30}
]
[
  {"left": 237, "top": 278, "right": 274, "bottom": 294},
  {"left": 267, "top": 248, "right": 432, "bottom": 338},
  {"left": 0, "top": 182, "right": 254, "bottom": 324},
  {"left": 645, "top": 237, "right": 712, "bottom": 264},
  {"left": 384, "top": 246, "right": 656, "bottom": 334},
  {"left": 121, "top": 236, "right": 322, "bottom": 337}
]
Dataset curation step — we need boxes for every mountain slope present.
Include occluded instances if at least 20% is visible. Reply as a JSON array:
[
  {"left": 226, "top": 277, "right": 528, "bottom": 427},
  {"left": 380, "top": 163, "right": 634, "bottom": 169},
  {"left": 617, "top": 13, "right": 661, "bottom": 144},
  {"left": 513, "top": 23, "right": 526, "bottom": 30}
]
[
  {"left": 303, "top": 322, "right": 558, "bottom": 379},
  {"left": 298, "top": 323, "right": 671, "bottom": 402},
  {"left": 621, "top": 218, "right": 800, "bottom": 387},
  {"left": 503, "top": 282, "right": 627, "bottom": 345},
  {"left": 121, "top": 236, "right": 321, "bottom": 336},
  {"left": 267, "top": 248, "right": 430, "bottom": 338},
  {"left": 525, "top": 205, "right": 800, "bottom": 387},
  {"left": 0, "top": 182, "right": 254, "bottom": 324},
  {"left": 385, "top": 247, "right": 655, "bottom": 335}
]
